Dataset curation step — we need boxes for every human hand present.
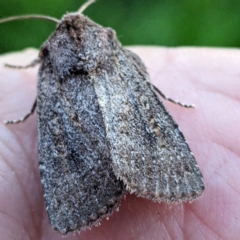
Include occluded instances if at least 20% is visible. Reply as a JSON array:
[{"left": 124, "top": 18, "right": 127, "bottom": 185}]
[{"left": 0, "top": 47, "right": 239, "bottom": 240}]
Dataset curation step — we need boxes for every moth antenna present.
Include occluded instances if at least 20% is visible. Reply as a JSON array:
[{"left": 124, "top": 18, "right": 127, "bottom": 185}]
[
  {"left": 0, "top": 15, "right": 60, "bottom": 24},
  {"left": 78, "top": 0, "right": 96, "bottom": 14}
]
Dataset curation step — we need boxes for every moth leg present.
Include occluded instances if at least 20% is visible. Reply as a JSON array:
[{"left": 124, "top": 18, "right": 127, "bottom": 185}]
[
  {"left": 5, "top": 57, "right": 41, "bottom": 69},
  {"left": 4, "top": 99, "right": 37, "bottom": 125},
  {"left": 152, "top": 84, "right": 195, "bottom": 108}
]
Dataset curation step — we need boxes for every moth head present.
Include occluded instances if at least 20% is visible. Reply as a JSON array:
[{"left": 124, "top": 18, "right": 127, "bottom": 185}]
[{"left": 39, "top": 13, "right": 120, "bottom": 79}]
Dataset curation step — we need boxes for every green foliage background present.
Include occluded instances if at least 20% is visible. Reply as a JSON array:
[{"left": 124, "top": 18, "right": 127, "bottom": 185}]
[{"left": 0, "top": 0, "right": 240, "bottom": 54}]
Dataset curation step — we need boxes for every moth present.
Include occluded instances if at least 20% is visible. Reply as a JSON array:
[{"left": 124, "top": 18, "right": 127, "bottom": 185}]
[{"left": 1, "top": 0, "right": 204, "bottom": 235}]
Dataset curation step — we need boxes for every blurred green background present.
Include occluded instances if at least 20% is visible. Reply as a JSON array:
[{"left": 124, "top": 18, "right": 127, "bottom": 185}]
[{"left": 0, "top": 0, "right": 240, "bottom": 54}]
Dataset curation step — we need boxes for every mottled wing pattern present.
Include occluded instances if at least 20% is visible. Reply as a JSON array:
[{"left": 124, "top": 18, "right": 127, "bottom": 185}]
[
  {"left": 94, "top": 48, "right": 204, "bottom": 202},
  {"left": 37, "top": 63, "right": 125, "bottom": 234}
]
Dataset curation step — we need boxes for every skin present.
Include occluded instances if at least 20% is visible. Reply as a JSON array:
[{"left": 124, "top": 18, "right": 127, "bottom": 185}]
[{"left": 0, "top": 47, "right": 239, "bottom": 240}]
